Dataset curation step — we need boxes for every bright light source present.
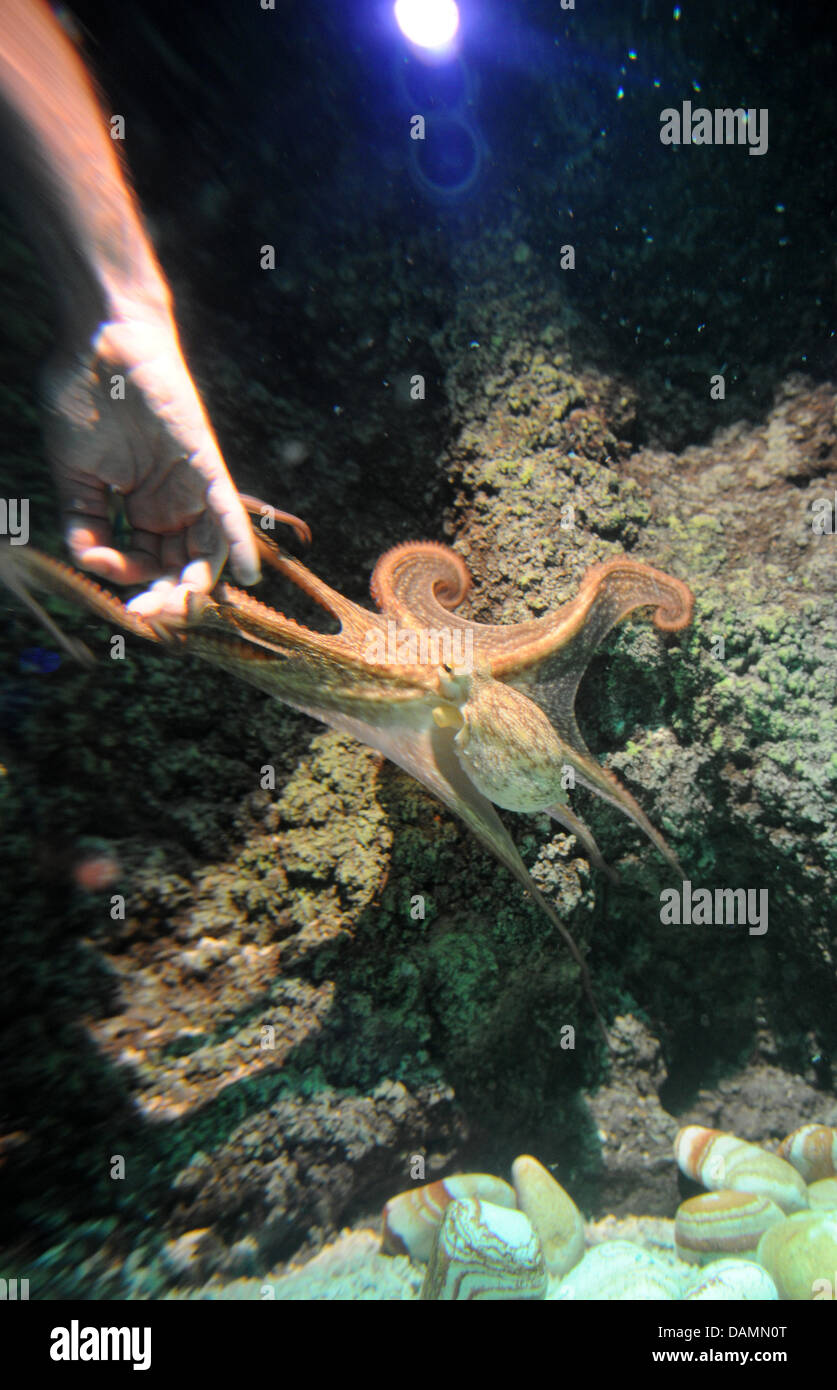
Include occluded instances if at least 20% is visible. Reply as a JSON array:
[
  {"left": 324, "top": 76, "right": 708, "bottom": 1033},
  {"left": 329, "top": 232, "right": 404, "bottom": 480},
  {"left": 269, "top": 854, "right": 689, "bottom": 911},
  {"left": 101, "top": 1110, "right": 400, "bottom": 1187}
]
[{"left": 394, "top": 0, "right": 460, "bottom": 51}]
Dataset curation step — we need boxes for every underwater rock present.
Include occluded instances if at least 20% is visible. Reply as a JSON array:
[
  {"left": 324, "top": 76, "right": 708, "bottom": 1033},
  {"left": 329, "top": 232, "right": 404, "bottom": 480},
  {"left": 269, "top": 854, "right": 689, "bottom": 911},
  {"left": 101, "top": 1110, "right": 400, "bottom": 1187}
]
[
  {"left": 683, "top": 1258, "right": 779, "bottom": 1301},
  {"left": 173, "top": 1230, "right": 423, "bottom": 1301},
  {"left": 420, "top": 1198, "right": 546, "bottom": 1301},
  {"left": 583, "top": 1015, "right": 679, "bottom": 1219},
  {"left": 675, "top": 1126, "right": 808, "bottom": 1213},
  {"left": 382, "top": 1174, "right": 516, "bottom": 1262},
  {"left": 779, "top": 1125, "right": 837, "bottom": 1184},
  {"left": 674, "top": 1190, "right": 785, "bottom": 1265},
  {"left": 550, "top": 1240, "right": 688, "bottom": 1301},
  {"left": 160, "top": 1228, "right": 223, "bottom": 1284},
  {"left": 510, "top": 1154, "right": 585, "bottom": 1278},
  {"left": 757, "top": 1211, "right": 837, "bottom": 1300}
]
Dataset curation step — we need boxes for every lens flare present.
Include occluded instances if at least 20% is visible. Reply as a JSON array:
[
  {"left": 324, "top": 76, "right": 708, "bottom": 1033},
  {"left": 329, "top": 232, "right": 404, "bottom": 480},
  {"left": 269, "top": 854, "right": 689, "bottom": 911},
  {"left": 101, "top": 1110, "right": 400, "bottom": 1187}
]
[{"left": 394, "top": 0, "right": 459, "bottom": 52}]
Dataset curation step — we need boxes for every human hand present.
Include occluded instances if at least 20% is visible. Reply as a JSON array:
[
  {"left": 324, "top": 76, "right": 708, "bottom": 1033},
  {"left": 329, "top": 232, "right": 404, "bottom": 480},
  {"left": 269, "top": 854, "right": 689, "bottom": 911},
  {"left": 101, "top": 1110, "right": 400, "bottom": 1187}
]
[{"left": 43, "top": 307, "right": 303, "bottom": 620}]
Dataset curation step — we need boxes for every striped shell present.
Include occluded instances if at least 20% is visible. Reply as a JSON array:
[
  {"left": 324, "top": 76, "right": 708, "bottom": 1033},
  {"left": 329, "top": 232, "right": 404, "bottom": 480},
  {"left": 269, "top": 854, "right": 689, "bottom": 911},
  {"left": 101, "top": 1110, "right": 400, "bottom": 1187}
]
[
  {"left": 420, "top": 1198, "right": 546, "bottom": 1301},
  {"left": 675, "top": 1126, "right": 808, "bottom": 1213},
  {"left": 778, "top": 1125, "right": 837, "bottom": 1184},
  {"left": 382, "top": 1174, "right": 516, "bottom": 1262},
  {"left": 757, "top": 1211, "right": 837, "bottom": 1300},
  {"left": 674, "top": 1190, "right": 785, "bottom": 1265},
  {"left": 807, "top": 1178, "right": 837, "bottom": 1211},
  {"left": 511, "top": 1154, "right": 585, "bottom": 1278},
  {"left": 684, "top": 1258, "right": 779, "bottom": 1301}
]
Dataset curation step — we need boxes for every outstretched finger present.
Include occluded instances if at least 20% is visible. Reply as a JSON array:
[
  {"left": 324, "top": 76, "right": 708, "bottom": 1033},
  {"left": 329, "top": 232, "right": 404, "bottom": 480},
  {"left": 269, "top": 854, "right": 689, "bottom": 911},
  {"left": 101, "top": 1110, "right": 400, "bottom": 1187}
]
[
  {"left": 64, "top": 513, "right": 161, "bottom": 586},
  {"left": 200, "top": 466, "right": 260, "bottom": 587}
]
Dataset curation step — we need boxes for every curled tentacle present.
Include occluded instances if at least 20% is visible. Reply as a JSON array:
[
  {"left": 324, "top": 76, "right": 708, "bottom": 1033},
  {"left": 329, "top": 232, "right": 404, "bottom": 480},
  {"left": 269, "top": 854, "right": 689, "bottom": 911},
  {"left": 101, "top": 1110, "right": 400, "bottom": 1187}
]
[{"left": 371, "top": 541, "right": 472, "bottom": 627}]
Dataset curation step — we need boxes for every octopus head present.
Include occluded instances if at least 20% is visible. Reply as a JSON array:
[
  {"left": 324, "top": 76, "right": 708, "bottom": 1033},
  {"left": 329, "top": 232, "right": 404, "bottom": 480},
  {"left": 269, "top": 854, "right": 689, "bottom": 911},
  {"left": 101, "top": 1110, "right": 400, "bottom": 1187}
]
[{"left": 432, "top": 661, "right": 569, "bottom": 812}]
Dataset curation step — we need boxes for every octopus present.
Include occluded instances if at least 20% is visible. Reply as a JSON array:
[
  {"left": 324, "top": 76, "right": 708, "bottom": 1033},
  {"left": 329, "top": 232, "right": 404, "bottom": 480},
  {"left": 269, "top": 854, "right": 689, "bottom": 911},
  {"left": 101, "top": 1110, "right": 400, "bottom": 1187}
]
[{"left": 0, "top": 510, "right": 694, "bottom": 1043}]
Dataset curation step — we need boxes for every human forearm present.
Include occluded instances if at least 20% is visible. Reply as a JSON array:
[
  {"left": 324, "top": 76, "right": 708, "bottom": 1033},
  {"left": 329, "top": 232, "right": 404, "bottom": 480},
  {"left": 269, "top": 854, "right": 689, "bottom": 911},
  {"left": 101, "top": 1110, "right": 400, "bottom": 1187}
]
[{"left": 0, "top": 0, "right": 171, "bottom": 334}]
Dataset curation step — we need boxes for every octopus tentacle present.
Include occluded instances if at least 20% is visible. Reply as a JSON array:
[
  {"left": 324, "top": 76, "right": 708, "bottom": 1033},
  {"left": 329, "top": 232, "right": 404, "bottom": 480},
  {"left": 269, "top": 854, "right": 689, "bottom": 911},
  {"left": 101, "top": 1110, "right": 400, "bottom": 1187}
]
[
  {"left": 252, "top": 532, "right": 391, "bottom": 652},
  {"left": 239, "top": 493, "right": 312, "bottom": 548},
  {"left": 0, "top": 543, "right": 165, "bottom": 652},
  {"left": 491, "top": 558, "right": 693, "bottom": 678},
  {"left": 370, "top": 540, "right": 472, "bottom": 629},
  {"left": 370, "top": 545, "right": 692, "bottom": 673}
]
